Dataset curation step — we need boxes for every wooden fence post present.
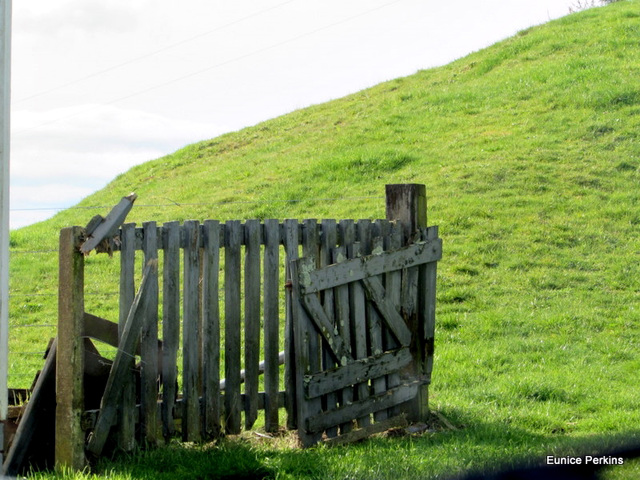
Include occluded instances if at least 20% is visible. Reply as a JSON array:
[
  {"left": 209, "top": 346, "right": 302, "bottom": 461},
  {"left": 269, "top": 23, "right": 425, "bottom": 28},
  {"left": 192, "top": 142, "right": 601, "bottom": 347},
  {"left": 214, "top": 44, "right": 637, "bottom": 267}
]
[
  {"left": 56, "top": 226, "right": 86, "bottom": 471},
  {"left": 385, "top": 184, "right": 430, "bottom": 423}
]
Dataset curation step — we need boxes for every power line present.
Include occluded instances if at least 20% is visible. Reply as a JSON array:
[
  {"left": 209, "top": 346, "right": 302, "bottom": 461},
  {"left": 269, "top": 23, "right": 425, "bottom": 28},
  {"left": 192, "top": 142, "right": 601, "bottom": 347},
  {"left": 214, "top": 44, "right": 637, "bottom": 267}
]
[
  {"left": 14, "top": 0, "right": 409, "bottom": 134},
  {"left": 14, "top": 0, "right": 300, "bottom": 104}
]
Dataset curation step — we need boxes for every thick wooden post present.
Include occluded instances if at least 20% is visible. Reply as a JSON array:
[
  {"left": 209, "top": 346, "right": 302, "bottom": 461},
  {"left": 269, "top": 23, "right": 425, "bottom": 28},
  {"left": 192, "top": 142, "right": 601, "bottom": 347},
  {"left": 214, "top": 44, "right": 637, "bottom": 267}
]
[
  {"left": 56, "top": 227, "right": 86, "bottom": 470},
  {"left": 385, "top": 184, "right": 429, "bottom": 423}
]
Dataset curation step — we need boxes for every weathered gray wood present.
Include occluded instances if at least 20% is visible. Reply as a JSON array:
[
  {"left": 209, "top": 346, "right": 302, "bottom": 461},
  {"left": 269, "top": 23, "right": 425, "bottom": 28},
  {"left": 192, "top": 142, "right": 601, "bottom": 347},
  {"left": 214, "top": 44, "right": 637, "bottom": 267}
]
[
  {"left": 384, "top": 223, "right": 403, "bottom": 418},
  {"left": 224, "top": 220, "right": 242, "bottom": 435},
  {"left": 244, "top": 219, "right": 261, "bottom": 429},
  {"left": 386, "top": 183, "right": 430, "bottom": 423},
  {"left": 337, "top": 220, "right": 355, "bottom": 435},
  {"left": 368, "top": 234, "right": 388, "bottom": 422},
  {"left": 283, "top": 219, "right": 299, "bottom": 430},
  {"left": 421, "top": 226, "right": 438, "bottom": 385},
  {"left": 83, "top": 312, "right": 119, "bottom": 348},
  {"left": 3, "top": 339, "right": 57, "bottom": 476},
  {"left": 350, "top": 242, "right": 370, "bottom": 428},
  {"left": 262, "top": 219, "right": 280, "bottom": 432},
  {"left": 201, "top": 220, "right": 221, "bottom": 438},
  {"left": 80, "top": 193, "right": 137, "bottom": 254},
  {"left": 141, "top": 222, "right": 160, "bottom": 446},
  {"left": 385, "top": 184, "right": 426, "bottom": 243},
  {"left": 305, "top": 347, "right": 412, "bottom": 399},
  {"left": 301, "top": 220, "right": 323, "bottom": 443},
  {"left": 324, "top": 414, "right": 408, "bottom": 447},
  {"left": 290, "top": 258, "right": 321, "bottom": 447},
  {"left": 162, "top": 221, "right": 180, "bottom": 439},
  {"left": 56, "top": 226, "right": 85, "bottom": 471},
  {"left": 117, "top": 223, "right": 136, "bottom": 451},
  {"left": 298, "top": 289, "right": 351, "bottom": 365},
  {"left": 320, "top": 219, "right": 338, "bottom": 439},
  {"left": 306, "top": 382, "right": 419, "bottom": 434},
  {"left": 300, "top": 240, "right": 442, "bottom": 294},
  {"left": 87, "top": 260, "right": 157, "bottom": 457},
  {"left": 361, "top": 276, "right": 411, "bottom": 347},
  {"left": 182, "top": 220, "right": 201, "bottom": 442}
]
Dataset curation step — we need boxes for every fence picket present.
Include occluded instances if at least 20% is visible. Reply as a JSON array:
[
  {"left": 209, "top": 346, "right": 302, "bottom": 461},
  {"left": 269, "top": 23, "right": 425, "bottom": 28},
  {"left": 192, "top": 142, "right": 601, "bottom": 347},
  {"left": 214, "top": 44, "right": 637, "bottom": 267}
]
[
  {"left": 162, "top": 221, "right": 180, "bottom": 439},
  {"left": 263, "top": 219, "right": 280, "bottom": 432},
  {"left": 183, "top": 220, "right": 201, "bottom": 442},
  {"left": 244, "top": 220, "right": 261, "bottom": 429},
  {"left": 283, "top": 219, "right": 299, "bottom": 430},
  {"left": 118, "top": 223, "right": 136, "bottom": 451},
  {"left": 202, "top": 220, "right": 221, "bottom": 438},
  {"left": 141, "top": 222, "right": 160, "bottom": 445},
  {"left": 225, "top": 220, "right": 242, "bottom": 434}
]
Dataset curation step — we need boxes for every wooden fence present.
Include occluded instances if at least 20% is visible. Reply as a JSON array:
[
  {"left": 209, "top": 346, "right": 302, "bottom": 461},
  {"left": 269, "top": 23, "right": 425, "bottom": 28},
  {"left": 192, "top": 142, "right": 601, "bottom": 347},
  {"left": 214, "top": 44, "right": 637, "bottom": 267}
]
[{"left": 49, "top": 184, "right": 440, "bottom": 471}]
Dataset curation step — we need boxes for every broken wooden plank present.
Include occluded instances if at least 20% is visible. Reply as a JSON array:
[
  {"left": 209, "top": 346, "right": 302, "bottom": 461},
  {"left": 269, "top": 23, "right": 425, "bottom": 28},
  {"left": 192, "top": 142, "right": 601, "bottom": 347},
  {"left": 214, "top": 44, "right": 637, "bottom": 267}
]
[
  {"left": 299, "top": 239, "right": 442, "bottom": 294},
  {"left": 304, "top": 348, "right": 412, "bottom": 399},
  {"left": 80, "top": 193, "right": 137, "bottom": 255},
  {"left": 86, "top": 259, "right": 157, "bottom": 457},
  {"left": 3, "top": 339, "right": 57, "bottom": 476}
]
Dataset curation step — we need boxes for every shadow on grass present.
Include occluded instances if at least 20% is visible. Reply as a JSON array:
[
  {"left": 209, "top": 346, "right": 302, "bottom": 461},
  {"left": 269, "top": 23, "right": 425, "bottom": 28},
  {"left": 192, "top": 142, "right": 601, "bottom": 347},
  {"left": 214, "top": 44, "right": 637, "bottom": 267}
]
[{"left": 83, "top": 409, "right": 640, "bottom": 480}]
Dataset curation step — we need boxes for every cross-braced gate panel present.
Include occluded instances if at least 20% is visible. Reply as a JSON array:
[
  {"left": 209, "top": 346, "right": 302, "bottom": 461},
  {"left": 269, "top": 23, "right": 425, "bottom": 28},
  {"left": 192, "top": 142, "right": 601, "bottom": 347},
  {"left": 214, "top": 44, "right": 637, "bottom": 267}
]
[{"left": 289, "top": 233, "right": 442, "bottom": 446}]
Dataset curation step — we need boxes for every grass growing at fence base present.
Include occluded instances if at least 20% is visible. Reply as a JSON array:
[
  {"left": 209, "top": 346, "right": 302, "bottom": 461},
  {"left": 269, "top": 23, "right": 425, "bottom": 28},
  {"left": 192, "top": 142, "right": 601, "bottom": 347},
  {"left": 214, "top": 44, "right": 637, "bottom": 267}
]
[{"left": 10, "top": 0, "right": 640, "bottom": 478}]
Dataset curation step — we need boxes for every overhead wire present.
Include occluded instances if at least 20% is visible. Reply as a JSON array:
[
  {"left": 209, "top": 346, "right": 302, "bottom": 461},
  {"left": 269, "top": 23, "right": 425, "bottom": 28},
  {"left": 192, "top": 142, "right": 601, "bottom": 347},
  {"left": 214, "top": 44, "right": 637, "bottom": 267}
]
[
  {"left": 14, "top": 0, "right": 409, "bottom": 134},
  {"left": 14, "top": 0, "right": 300, "bottom": 104}
]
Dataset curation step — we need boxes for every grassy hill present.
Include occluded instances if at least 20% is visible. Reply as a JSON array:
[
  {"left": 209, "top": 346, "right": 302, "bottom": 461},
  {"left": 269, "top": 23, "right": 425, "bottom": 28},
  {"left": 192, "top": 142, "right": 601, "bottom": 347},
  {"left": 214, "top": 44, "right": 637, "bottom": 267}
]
[{"left": 12, "top": 1, "right": 640, "bottom": 478}]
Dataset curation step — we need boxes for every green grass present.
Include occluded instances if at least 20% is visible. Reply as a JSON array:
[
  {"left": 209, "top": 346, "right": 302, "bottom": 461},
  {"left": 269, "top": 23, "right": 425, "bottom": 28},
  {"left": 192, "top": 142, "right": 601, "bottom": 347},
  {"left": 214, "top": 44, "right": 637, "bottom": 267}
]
[{"left": 9, "top": 0, "right": 640, "bottom": 478}]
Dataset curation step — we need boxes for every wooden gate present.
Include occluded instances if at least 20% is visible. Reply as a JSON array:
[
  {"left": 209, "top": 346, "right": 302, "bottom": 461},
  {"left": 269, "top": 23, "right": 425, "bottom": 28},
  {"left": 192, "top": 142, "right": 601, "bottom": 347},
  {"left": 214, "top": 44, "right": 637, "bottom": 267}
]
[{"left": 289, "top": 228, "right": 442, "bottom": 446}]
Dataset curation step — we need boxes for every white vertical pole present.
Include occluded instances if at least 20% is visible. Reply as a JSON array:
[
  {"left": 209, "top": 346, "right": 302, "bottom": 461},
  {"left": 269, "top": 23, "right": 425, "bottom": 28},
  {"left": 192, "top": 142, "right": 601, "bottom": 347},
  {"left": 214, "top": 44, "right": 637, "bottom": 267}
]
[{"left": 0, "top": 0, "right": 11, "bottom": 466}]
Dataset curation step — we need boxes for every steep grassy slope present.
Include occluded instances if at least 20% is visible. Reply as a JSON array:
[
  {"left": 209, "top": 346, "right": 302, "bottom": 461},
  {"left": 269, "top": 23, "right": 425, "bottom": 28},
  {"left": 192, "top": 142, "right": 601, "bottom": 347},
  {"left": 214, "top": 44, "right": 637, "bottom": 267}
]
[{"left": 11, "top": 1, "right": 640, "bottom": 478}]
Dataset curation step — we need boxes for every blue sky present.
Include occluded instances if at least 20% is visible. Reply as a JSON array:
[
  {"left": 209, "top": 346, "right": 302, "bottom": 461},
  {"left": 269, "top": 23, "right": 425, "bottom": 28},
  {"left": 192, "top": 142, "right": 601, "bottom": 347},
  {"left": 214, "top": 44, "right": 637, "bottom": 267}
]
[{"left": 10, "top": 0, "right": 579, "bottom": 228}]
